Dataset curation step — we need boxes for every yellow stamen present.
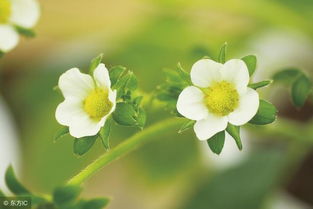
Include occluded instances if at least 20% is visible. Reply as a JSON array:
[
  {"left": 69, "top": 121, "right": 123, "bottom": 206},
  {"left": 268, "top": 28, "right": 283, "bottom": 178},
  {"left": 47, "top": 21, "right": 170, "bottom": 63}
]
[
  {"left": 204, "top": 81, "right": 239, "bottom": 116},
  {"left": 84, "top": 88, "right": 112, "bottom": 121},
  {"left": 0, "top": 0, "right": 11, "bottom": 24}
]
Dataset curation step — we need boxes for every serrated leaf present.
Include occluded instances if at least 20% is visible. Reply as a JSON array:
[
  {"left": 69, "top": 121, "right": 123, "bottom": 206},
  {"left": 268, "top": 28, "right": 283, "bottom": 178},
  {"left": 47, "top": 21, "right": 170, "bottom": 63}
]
[
  {"left": 136, "top": 108, "right": 146, "bottom": 129},
  {"left": 99, "top": 118, "right": 112, "bottom": 150},
  {"left": 89, "top": 53, "right": 103, "bottom": 74},
  {"left": 82, "top": 198, "right": 110, "bottom": 209},
  {"left": 248, "top": 80, "right": 272, "bottom": 90},
  {"left": 226, "top": 124, "right": 242, "bottom": 150},
  {"left": 249, "top": 100, "right": 277, "bottom": 125},
  {"left": 272, "top": 68, "right": 301, "bottom": 85},
  {"left": 207, "top": 131, "right": 225, "bottom": 155},
  {"left": 5, "top": 166, "right": 30, "bottom": 195},
  {"left": 73, "top": 135, "right": 98, "bottom": 156},
  {"left": 218, "top": 42, "right": 227, "bottom": 63},
  {"left": 53, "top": 185, "right": 81, "bottom": 206},
  {"left": 54, "top": 127, "right": 69, "bottom": 142},
  {"left": 112, "top": 103, "right": 137, "bottom": 126},
  {"left": 291, "top": 74, "right": 312, "bottom": 107},
  {"left": 242, "top": 55, "right": 257, "bottom": 76},
  {"left": 178, "top": 120, "right": 195, "bottom": 133},
  {"left": 15, "top": 25, "right": 36, "bottom": 37},
  {"left": 109, "top": 66, "right": 126, "bottom": 88}
]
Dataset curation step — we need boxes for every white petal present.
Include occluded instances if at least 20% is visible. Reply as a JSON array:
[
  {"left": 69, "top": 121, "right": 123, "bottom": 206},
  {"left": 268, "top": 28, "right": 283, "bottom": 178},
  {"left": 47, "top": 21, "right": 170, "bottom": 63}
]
[
  {"left": 190, "top": 59, "right": 223, "bottom": 88},
  {"left": 228, "top": 88, "right": 259, "bottom": 126},
  {"left": 0, "top": 25, "right": 19, "bottom": 52},
  {"left": 93, "top": 63, "right": 111, "bottom": 88},
  {"left": 194, "top": 115, "right": 228, "bottom": 141},
  {"left": 177, "top": 86, "right": 208, "bottom": 120},
  {"left": 220, "top": 59, "right": 250, "bottom": 94},
  {"left": 55, "top": 99, "right": 84, "bottom": 126},
  {"left": 69, "top": 114, "right": 103, "bottom": 138},
  {"left": 10, "top": 0, "right": 40, "bottom": 28},
  {"left": 58, "top": 68, "right": 94, "bottom": 99}
]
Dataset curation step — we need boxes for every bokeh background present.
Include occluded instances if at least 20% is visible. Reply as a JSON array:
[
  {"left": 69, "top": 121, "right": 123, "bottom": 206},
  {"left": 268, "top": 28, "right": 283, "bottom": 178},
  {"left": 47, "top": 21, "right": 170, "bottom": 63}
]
[{"left": 1, "top": 0, "right": 313, "bottom": 208}]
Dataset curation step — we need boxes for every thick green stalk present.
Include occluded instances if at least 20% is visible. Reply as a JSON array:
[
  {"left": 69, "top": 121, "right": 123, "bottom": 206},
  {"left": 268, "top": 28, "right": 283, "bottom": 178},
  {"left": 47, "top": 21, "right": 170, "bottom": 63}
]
[{"left": 67, "top": 118, "right": 182, "bottom": 185}]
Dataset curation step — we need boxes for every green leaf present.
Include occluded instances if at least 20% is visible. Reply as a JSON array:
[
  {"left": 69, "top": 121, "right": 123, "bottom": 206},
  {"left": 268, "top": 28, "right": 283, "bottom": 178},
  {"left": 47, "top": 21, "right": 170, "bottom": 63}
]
[
  {"left": 242, "top": 55, "right": 257, "bottom": 76},
  {"left": 82, "top": 198, "right": 110, "bottom": 209},
  {"left": 14, "top": 25, "right": 36, "bottom": 37},
  {"left": 5, "top": 166, "right": 30, "bottom": 195},
  {"left": 53, "top": 185, "right": 81, "bottom": 206},
  {"left": 89, "top": 53, "right": 103, "bottom": 74},
  {"left": 249, "top": 100, "right": 277, "bottom": 125},
  {"left": 248, "top": 80, "right": 272, "bottom": 90},
  {"left": 136, "top": 107, "right": 146, "bottom": 129},
  {"left": 112, "top": 103, "right": 137, "bottom": 126},
  {"left": 54, "top": 127, "right": 69, "bottom": 142},
  {"left": 125, "top": 72, "right": 138, "bottom": 91},
  {"left": 73, "top": 135, "right": 98, "bottom": 156},
  {"left": 177, "top": 63, "right": 191, "bottom": 85},
  {"left": 99, "top": 118, "right": 112, "bottom": 150},
  {"left": 272, "top": 68, "right": 301, "bottom": 85},
  {"left": 207, "top": 131, "right": 225, "bottom": 155},
  {"left": 109, "top": 66, "right": 126, "bottom": 87},
  {"left": 291, "top": 74, "right": 312, "bottom": 107},
  {"left": 178, "top": 120, "right": 195, "bottom": 134},
  {"left": 226, "top": 124, "right": 242, "bottom": 150},
  {"left": 218, "top": 42, "right": 227, "bottom": 63}
]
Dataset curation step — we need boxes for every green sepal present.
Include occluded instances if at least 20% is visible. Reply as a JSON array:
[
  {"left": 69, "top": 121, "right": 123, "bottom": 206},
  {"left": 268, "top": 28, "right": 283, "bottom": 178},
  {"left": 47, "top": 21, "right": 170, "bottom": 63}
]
[
  {"left": 53, "top": 185, "right": 82, "bottom": 206},
  {"left": 54, "top": 127, "right": 69, "bottom": 142},
  {"left": 112, "top": 102, "right": 146, "bottom": 128},
  {"left": 291, "top": 74, "right": 312, "bottom": 107},
  {"left": 15, "top": 25, "right": 36, "bottom": 37},
  {"left": 226, "top": 124, "right": 242, "bottom": 150},
  {"left": 242, "top": 55, "right": 257, "bottom": 76},
  {"left": 5, "top": 165, "right": 30, "bottom": 195},
  {"left": 73, "top": 135, "right": 98, "bottom": 156},
  {"left": 89, "top": 53, "right": 103, "bottom": 74},
  {"left": 248, "top": 80, "right": 272, "bottom": 90},
  {"left": 81, "top": 197, "right": 110, "bottom": 209},
  {"left": 99, "top": 118, "right": 112, "bottom": 150},
  {"left": 207, "top": 131, "right": 225, "bottom": 155},
  {"left": 249, "top": 100, "right": 277, "bottom": 125},
  {"left": 218, "top": 42, "right": 227, "bottom": 63},
  {"left": 136, "top": 107, "right": 146, "bottom": 129},
  {"left": 178, "top": 120, "right": 195, "bottom": 134},
  {"left": 176, "top": 63, "right": 192, "bottom": 85},
  {"left": 109, "top": 66, "right": 127, "bottom": 88},
  {"left": 272, "top": 68, "right": 301, "bottom": 85}
]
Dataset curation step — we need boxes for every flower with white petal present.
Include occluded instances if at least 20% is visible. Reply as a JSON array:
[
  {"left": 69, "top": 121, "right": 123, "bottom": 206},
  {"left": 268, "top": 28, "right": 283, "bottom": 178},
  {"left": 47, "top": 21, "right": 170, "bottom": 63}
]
[
  {"left": 177, "top": 59, "right": 259, "bottom": 141},
  {"left": 56, "top": 64, "right": 117, "bottom": 138},
  {"left": 0, "top": 0, "right": 40, "bottom": 52}
]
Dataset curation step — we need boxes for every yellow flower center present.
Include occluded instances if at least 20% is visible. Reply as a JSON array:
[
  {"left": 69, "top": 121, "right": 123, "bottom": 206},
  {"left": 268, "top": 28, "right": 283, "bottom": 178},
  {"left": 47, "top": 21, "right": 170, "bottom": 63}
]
[
  {"left": 83, "top": 88, "right": 112, "bottom": 121},
  {"left": 0, "top": 0, "right": 11, "bottom": 24},
  {"left": 204, "top": 81, "right": 239, "bottom": 116}
]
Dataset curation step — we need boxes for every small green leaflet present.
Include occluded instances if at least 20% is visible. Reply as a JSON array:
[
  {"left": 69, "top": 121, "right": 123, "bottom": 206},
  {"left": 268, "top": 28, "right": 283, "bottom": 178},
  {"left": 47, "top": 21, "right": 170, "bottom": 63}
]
[
  {"left": 15, "top": 25, "right": 36, "bottom": 37},
  {"left": 242, "top": 55, "right": 257, "bottom": 76},
  {"left": 54, "top": 127, "right": 69, "bottom": 142},
  {"left": 218, "top": 42, "right": 227, "bottom": 64},
  {"left": 5, "top": 166, "right": 30, "bottom": 195},
  {"left": 207, "top": 131, "right": 225, "bottom": 155},
  {"left": 249, "top": 100, "right": 277, "bottom": 125},
  {"left": 178, "top": 120, "right": 195, "bottom": 133},
  {"left": 73, "top": 135, "right": 98, "bottom": 156},
  {"left": 100, "top": 118, "right": 112, "bottom": 150},
  {"left": 291, "top": 74, "right": 312, "bottom": 107},
  {"left": 248, "top": 80, "right": 272, "bottom": 90},
  {"left": 81, "top": 198, "right": 110, "bottom": 209},
  {"left": 272, "top": 68, "right": 301, "bottom": 85},
  {"left": 112, "top": 102, "right": 146, "bottom": 128},
  {"left": 109, "top": 66, "right": 127, "bottom": 88}
]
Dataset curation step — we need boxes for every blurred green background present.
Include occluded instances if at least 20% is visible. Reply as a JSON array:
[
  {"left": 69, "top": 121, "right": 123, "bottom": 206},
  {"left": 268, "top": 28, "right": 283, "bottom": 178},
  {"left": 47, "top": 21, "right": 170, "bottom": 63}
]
[{"left": 1, "top": 0, "right": 313, "bottom": 208}]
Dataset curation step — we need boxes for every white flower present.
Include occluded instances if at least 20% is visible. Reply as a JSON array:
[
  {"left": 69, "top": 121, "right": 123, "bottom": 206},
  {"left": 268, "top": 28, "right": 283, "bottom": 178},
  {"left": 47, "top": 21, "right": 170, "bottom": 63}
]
[
  {"left": 56, "top": 64, "right": 117, "bottom": 138},
  {"left": 177, "top": 59, "right": 259, "bottom": 141},
  {"left": 0, "top": 0, "right": 40, "bottom": 52}
]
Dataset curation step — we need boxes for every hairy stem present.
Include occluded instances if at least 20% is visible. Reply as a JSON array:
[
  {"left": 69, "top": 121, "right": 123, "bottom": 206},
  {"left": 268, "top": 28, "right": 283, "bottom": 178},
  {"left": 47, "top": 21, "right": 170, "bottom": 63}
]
[{"left": 67, "top": 118, "right": 183, "bottom": 185}]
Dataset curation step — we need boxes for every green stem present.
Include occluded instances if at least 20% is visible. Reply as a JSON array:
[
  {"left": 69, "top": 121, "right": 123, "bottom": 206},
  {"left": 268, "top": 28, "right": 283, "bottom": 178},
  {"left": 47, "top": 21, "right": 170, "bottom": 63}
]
[{"left": 67, "top": 118, "right": 182, "bottom": 185}]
